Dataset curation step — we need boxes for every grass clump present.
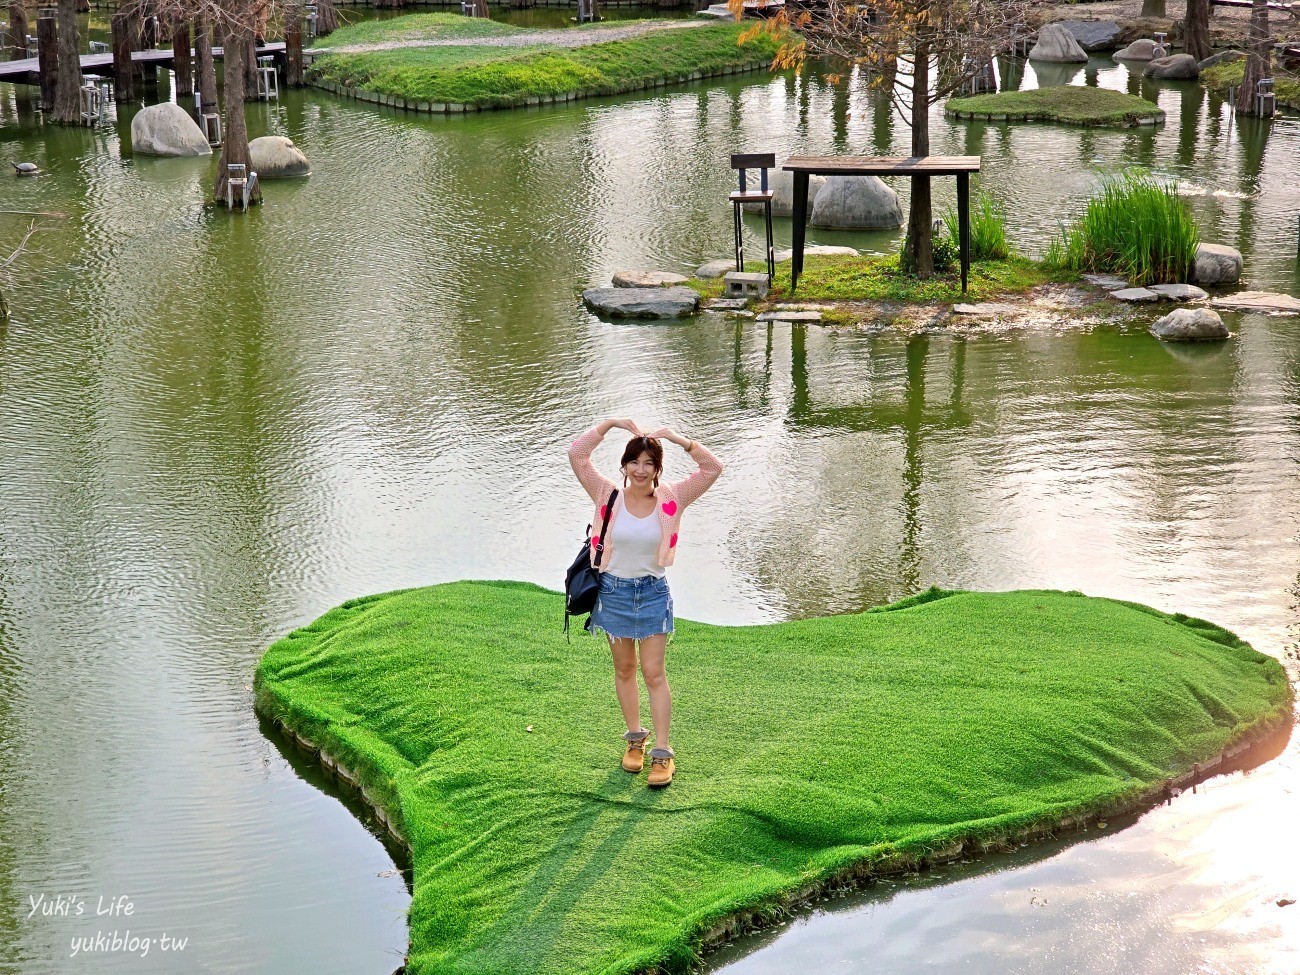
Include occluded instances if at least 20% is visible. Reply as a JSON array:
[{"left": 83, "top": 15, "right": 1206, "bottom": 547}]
[
  {"left": 946, "top": 86, "right": 1165, "bottom": 126},
  {"left": 255, "top": 581, "right": 1289, "bottom": 975},
  {"left": 943, "top": 192, "right": 1012, "bottom": 262},
  {"left": 1044, "top": 170, "right": 1199, "bottom": 286},
  {"left": 1201, "top": 59, "right": 1300, "bottom": 110},
  {"left": 309, "top": 17, "right": 781, "bottom": 108}
]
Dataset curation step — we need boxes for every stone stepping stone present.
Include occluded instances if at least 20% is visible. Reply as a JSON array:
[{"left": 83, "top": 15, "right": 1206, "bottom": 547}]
[
  {"left": 1149, "top": 283, "right": 1209, "bottom": 302},
  {"left": 1084, "top": 273, "right": 1131, "bottom": 290},
  {"left": 582, "top": 287, "right": 700, "bottom": 319},
  {"left": 756, "top": 310, "right": 823, "bottom": 322},
  {"left": 1210, "top": 291, "right": 1300, "bottom": 315},
  {"left": 696, "top": 259, "right": 735, "bottom": 279},
  {"left": 1111, "top": 287, "right": 1160, "bottom": 303},
  {"left": 773, "top": 245, "right": 860, "bottom": 263},
  {"left": 706, "top": 297, "right": 749, "bottom": 309},
  {"left": 612, "top": 270, "right": 688, "bottom": 288}
]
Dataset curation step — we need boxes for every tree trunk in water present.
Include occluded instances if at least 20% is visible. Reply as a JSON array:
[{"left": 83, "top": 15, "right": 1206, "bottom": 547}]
[
  {"left": 902, "top": 39, "right": 933, "bottom": 278},
  {"left": 286, "top": 9, "right": 304, "bottom": 87},
  {"left": 214, "top": 23, "right": 261, "bottom": 207},
  {"left": 468, "top": 0, "right": 490, "bottom": 16},
  {"left": 6, "top": 3, "right": 29, "bottom": 61},
  {"left": 52, "top": 0, "right": 84, "bottom": 123},
  {"left": 195, "top": 16, "right": 217, "bottom": 117},
  {"left": 110, "top": 8, "right": 134, "bottom": 102},
  {"left": 172, "top": 20, "right": 192, "bottom": 97},
  {"left": 316, "top": 0, "right": 339, "bottom": 37},
  {"left": 1235, "top": 0, "right": 1270, "bottom": 115},
  {"left": 36, "top": 12, "right": 56, "bottom": 112},
  {"left": 1140, "top": 0, "right": 1166, "bottom": 17},
  {"left": 243, "top": 34, "right": 258, "bottom": 100},
  {"left": 1183, "top": 0, "right": 1211, "bottom": 61}
]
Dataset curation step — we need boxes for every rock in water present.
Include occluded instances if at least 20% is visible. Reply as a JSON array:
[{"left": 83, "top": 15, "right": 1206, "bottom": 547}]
[
  {"left": 1191, "top": 243, "right": 1244, "bottom": 285},
  {"left": 1144, "top": 54, "right": 1200, "bottom": 79},
  {"left": 1150, "top": 308, "right": 1229, "bottom": 341},
  {"left": 1199, "top": 50, "right": 1244, "bottom": 71},
  {"left": 1149, "top": 283, "right": 1209, "bottom": 301},
  {"left": 1059, "top": 20, "right": 1123, "bottom": 51},
  {"left": 696, "top": 259, "right": 735, "bottom": 279},
  {"left": 742, "top": 168, "right": 827, "bottom": 218},
  {"left": 130, "top": 103, "right": 212, "bottom": 157},
  {"left": 811, "top": 176, "right": 903, "bottom": 230},
  {"left": 1210, "top": 292, "right": 1300, "bottom": 315},
  {"left": 1111, "top": 287, "right": 1160, "bottom": 303},
  {"left": 612, "top": 270, "right": 688, "bottom": 288},
  {"left": 248, "top": 136, "right": 311, "bottom": 177},
  {"left": 582, "top": 287, "right": 700, "bottom": 319},
  {"left": 1114, "top": 39, "right": 1159, "bottom": 61},
  {"left": 1030, "top": 24, "right": 1089, "bottom": 63}
]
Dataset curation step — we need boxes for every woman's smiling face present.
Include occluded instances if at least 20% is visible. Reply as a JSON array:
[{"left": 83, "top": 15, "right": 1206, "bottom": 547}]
[{"left": 624, "top": 450, "right": 659, "bottom": 488}]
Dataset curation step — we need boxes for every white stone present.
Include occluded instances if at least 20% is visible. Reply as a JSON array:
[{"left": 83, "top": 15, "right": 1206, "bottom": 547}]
[
  {"left": 1210, "top": 291, "right": 1300, "bottom": 314},
  {"left": 1192, "top": 243, "right": 1244, "bottom": 285},
  {"left": 1030, "top": 24, "right": 1089, "bottom": 63},
  {"left": 741, "top": 168, "right": 827, "bottom": 218},
  {"left": 1150, "top": 307, "right": 1230, "bottom": 341},
  {"left": 612, "top": 270, "right": 689, "bottom": 288},
  {"left": 248, "top": 136, "right": 311, "bottom": 178},
  {"left": 811, "top": 176, "right": 903, "bottom": 230},
  {"left": 130, "top": 103, "right": 212, "bottom": 157}
]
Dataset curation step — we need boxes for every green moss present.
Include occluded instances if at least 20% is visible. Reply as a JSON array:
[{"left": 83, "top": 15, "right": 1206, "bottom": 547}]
[
  {"left": 308, "top": 17, "right": 781, "bottom": 108},
  {"left": 255, "top": 581, "right": 1290, "bottom": 975},
  {"left": 947, "top": 86, "right": 1165, "bottom": 126},
  {"left": 1201, "top": 58, "right": 1300, "bottom": 109}
]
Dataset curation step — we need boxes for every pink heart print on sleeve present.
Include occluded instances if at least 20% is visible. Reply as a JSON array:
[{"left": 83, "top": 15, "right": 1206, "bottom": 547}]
[
  {"left": 661, "top": 500, "right": 677, "bottom": 516},
  {"left": 669, "top": 533, "right": 678, "bottom": 548},
  {"left": 600, "top": 504, "right": 608, "bottom": 519},
  {"left": 591, "top": 536, "right": 600, "bottom": 549}
]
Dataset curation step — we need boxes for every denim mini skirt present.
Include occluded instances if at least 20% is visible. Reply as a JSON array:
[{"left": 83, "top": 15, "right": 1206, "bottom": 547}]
[{"left": 590, "top": 573, "right": 674, "bottom": 641}]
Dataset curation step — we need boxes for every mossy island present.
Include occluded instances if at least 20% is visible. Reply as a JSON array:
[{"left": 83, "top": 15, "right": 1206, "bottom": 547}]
[
  {"left": 946, "top": 86, "right": 1165, "bottom": 127},
  {"left": 254, "top": 581, "right": 1290, "bottom": 975},
  {"left": 307, "top": 15, "right": 782, "bottom": 112}
]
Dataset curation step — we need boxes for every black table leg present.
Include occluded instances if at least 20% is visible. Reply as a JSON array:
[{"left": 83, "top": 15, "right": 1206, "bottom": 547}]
[
  {"left": 957, "top": 171, "right": 970, "bottom": 295},
  {"left": 790, "top": 171, "right": 809, "bottom": 292},
  {"left": 733, "top": 201, "right": 744, "bottom": 273},
  {"left": 764, "top": 200, "right": 774, "bottom": 286}
]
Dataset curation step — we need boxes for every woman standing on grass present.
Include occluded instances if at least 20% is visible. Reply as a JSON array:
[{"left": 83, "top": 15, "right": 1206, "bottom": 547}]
[{"left": 568, "top": 417, "right": 723, "bottom": 788}]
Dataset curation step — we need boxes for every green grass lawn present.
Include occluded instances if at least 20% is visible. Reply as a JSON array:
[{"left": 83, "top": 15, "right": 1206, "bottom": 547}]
[
  {"left": 308, "top": 15, "right": 781, "bottom": 108},
  {"left": 254, "top": 581, "right": 1290, "bottom": 975},
  {"left": 946, "top": 86, "right": 1165, "bottom": 126},
  {"left": 1201, "top": 59, "right": 1300, "bottom": 110}
]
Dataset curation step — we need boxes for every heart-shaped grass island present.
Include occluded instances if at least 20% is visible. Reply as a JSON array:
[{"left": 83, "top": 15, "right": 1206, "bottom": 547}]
[{"left": 254, "top": 582, "right": 1292, "bottom": 975}]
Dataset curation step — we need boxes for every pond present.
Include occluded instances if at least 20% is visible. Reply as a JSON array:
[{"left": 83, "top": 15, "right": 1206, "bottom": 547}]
[{"left": 0, "top": 46, "right": 1297, "bottom": 975}]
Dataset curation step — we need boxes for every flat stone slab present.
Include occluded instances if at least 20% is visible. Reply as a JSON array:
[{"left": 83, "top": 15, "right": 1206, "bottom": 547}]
[
  {"left": 706, "top": 297, "right": 749, "bottom": 309},
  {"left": 1210, "top": 291, "right": 1300, "bottom": 315},
  {"left": 773, "top": 245, "right": 860, "bottom": 263},
  {"left": 612, "top": 270, "right": 689, "bottom": 288},
  {"left": 1084, "top": 273, "right": 1131, "bottom": 290},
  {"left": 1149, "top": 283, "right": 1209, "bottom": 302},
  {"left": 756, "top": 311, "right": 823, "bottom": 322},
  {"left": 582, "top": 286, "right": 700, "bottom": 319},
  {"left": 952, "top": 302, "right": 1019, "bottom": 315},
  {"left": 696, "top": 259, "right": 735, "bottom": 279},
  {"left": 1111, "top": 288, "right": 1160, "bottom": 303}
]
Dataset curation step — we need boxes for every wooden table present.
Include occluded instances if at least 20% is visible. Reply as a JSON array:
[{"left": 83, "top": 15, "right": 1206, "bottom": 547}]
[{"left": 783, "top": 155, "right": 982, "bottom": 293}]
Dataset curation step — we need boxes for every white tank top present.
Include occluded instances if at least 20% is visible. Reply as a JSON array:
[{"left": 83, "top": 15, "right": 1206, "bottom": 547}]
[{"left": 605, "top": 494, "right": 665, "bottom": 579}]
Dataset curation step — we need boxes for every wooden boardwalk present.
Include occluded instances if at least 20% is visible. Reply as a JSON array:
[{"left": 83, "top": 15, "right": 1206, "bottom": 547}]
[{"left": 0, "top": 41, "right": 285, "bottom": 86}]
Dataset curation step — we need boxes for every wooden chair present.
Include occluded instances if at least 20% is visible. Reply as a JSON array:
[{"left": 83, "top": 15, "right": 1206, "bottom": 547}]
[{"left": 729, "top": 152, "right": 776, "bottom": 285}]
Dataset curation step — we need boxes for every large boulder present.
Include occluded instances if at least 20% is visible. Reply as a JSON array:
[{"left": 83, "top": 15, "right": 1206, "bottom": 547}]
[
  {"left": 1149, "top": 307, "right": 1230, "bottom": 341},
  {"left": 742, "top": 168, "right": 827, "bottom": 218},
  {"left": 1114, "top": 39, "right": 1159, "bottom": 61},
  {"left": 810, "top": 176, "right": 903, "bottom": 230},
  {"left": 1191, "top": 243, "right": 1243, "bottom": 285},
  {"left": 1029, "top": 24, "right": 1089, "bottom": 63},
  {"left": 130, "top": 103, "right": 211, "bottom": 157},
  {"left": 582, "top": 286, "right": 699, "bottom": 319},
  {"left": 248, "top": 136, "right": 311, "bottom": 178},
  {"left": 1199, "top": 49, "right": 1244, "bottom": 71},
  {"left": 1144, "top": 54, "right": 1200, "bottom": 79},
  {"left": 1058, "top": 20, "right": 1123, "bottom": 51}
]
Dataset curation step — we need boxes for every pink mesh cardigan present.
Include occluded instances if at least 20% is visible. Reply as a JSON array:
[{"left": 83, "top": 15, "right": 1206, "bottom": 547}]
[{"left": 568, "top": 424, "right": 723, "bottom": 570}]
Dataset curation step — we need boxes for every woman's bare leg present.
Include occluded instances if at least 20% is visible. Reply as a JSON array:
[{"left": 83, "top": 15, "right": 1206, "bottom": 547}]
[
  {"left": 609, "top": 636, "right": 643, "bottom": 731},
  {"left": 637, "top": 634, "right": 670, "bottom": 749}
]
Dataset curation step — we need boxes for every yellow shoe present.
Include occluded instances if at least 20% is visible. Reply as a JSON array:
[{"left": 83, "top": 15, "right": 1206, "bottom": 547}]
[
  {"left": 647, "top": 746, "right": 675, "bottom": 787},
  {"left": 622, "top": 729, "right": 650, "bottom": 773}
]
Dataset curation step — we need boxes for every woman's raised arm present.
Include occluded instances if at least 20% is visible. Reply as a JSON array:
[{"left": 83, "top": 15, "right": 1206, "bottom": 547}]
[
  {"left": 646, "top": 427, "right": 723, "bottom": 508},
  {"left": 567, "top": 418, "right": 641, "bottom": 503}
]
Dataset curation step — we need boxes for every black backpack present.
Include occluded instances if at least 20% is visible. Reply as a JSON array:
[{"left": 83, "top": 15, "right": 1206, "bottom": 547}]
[{"left": 564, "top": 488, "right": 618, "bottom": 639}]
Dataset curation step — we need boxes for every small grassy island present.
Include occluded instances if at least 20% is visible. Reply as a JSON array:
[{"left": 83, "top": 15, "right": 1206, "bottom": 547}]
[
  {"left": 946, "top": 86, "right": 1165, "bottom": 127},
  {"left": 307, "top": 16, "right": 781, "bottom": 112},
  {"left": 1201, "top": 60, "right": 1300, "bottom": 111},
  {"left": 255, "top": 581, "right": 1289, "bottom": 975}
]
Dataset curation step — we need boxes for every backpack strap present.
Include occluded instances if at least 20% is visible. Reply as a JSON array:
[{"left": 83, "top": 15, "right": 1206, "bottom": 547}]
[{"left": 593, "top": 488, "right": 619, "bottom": 568}]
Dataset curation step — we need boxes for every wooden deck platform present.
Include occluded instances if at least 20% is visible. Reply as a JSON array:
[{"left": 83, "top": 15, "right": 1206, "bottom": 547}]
[{"left": 0, "top": 41, "right": 286, "bottom": 86}]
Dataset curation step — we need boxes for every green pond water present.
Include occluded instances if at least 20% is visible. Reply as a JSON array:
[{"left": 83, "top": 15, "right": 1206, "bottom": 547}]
[{"left": 0, "top": 48, "right": 1298, "bottom": 974}]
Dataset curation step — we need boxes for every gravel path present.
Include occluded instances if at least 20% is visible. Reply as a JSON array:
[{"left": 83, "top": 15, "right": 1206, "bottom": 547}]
[{"left": 317, "top": 18, "right": 714, "bottom": 55}]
